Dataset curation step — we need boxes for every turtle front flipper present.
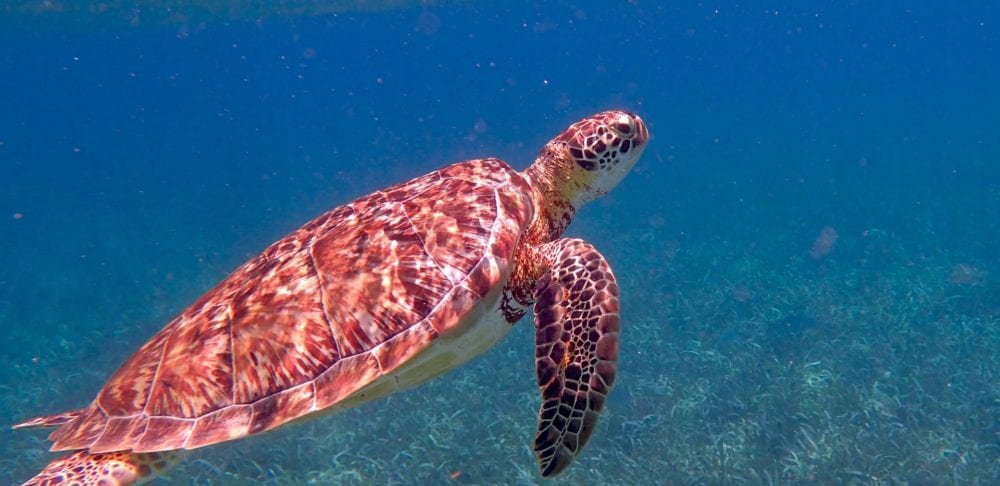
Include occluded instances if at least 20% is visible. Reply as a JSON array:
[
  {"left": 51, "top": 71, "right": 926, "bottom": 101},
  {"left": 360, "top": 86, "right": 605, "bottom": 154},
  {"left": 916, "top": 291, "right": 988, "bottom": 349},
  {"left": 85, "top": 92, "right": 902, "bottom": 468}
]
[{"left": 532, "top": 238, "right": 620, "bottom": 477}]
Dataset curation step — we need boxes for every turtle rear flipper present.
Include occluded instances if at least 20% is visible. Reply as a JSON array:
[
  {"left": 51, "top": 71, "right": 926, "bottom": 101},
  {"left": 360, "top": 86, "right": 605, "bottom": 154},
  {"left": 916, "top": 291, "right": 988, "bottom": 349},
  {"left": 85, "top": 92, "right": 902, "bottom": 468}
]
[
  {"left": 13, "top": 410, "right": 82, "bottom": 430},
  {"left": 23, "top": 450, "right": 185, "bottom": 486},
  {"left": 532, "top": 238, "right": 620, "bottom": 477}
]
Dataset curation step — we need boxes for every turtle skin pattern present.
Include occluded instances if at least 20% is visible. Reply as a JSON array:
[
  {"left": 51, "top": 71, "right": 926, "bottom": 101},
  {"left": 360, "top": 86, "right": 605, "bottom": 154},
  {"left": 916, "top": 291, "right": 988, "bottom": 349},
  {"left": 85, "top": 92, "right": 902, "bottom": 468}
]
[
  {"left": 532, "top": 238, "right": 620, "bottom": 477},
  {"left": 22, "top": 450, "right": 183, "bottom": 486}
]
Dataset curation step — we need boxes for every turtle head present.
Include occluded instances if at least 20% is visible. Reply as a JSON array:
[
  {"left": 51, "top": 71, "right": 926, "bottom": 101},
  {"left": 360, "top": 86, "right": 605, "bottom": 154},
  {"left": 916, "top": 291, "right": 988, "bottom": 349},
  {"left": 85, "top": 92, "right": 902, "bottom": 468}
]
[{"left": 532, "top": 110, "right": 649, "bottom": 209}]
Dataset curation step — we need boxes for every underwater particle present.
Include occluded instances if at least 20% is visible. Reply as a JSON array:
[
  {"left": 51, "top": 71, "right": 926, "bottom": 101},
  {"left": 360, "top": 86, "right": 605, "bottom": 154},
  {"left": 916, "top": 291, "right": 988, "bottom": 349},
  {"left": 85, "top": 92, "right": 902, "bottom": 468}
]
[
  {"left": 13, "top": 212, "right": 24, "bottom": 220},
  {"left": 809, "top": 226, "right": 838, "bottom": 259},
  {"left": 731, "top": 285, "right": 753, "bottom": 303},
  {"left": 765, "top": 314, "right": 819, "bottom": 362},
  {"left": 415, "top": 11, "right": 441, "bottom": 35},
  {"left": 949, "top": 263, "right": 985, "bottom": 286},
  {"left": 607, "top": 380, "right": 633, "bottom": 408},
  {"left": 473, "top": 118, "right": 488, "bottom": 134}
]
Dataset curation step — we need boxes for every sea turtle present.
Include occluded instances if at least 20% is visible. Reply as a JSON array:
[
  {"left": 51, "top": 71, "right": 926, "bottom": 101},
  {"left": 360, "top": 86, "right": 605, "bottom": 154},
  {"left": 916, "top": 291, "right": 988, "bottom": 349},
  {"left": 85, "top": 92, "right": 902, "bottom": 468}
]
[{"left": 15, "top": 110, "right": 649, "bottom": 485}]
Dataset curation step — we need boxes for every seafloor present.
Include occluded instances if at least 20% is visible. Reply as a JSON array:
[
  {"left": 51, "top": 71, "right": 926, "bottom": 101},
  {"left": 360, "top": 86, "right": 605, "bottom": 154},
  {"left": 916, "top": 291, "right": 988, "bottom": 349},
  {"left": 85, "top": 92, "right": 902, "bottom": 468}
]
[{"left": 1, "top": 154, "right": 996, "bottom": 484}]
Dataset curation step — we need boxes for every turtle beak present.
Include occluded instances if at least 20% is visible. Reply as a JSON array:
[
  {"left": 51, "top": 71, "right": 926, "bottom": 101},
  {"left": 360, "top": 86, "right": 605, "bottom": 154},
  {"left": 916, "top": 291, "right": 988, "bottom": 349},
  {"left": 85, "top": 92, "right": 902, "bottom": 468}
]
[{"left": 634, "top": 114, "right": 649, "bottom": 146}]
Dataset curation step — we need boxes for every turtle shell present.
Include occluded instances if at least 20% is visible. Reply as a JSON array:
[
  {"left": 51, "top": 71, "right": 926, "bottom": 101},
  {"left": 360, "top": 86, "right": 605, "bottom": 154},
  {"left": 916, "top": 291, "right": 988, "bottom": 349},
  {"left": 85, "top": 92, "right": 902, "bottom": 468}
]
[{"left": 47, "top": 158, "right": 535, "bottom": 454}]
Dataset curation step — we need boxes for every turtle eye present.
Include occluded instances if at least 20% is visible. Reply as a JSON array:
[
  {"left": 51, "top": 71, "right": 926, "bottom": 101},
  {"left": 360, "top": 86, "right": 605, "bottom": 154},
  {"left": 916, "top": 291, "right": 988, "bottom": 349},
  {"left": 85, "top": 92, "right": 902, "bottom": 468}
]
[{"left": 613, "top": 113, "right": 634, "bottom": 135}]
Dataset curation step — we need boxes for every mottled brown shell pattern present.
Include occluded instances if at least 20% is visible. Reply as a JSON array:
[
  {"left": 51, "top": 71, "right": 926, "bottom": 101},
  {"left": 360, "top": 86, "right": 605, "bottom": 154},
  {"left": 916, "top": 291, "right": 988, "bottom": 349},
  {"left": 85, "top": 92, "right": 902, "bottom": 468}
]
[{"left": 45, "top": 157, "right": 534, "bottom": 454}]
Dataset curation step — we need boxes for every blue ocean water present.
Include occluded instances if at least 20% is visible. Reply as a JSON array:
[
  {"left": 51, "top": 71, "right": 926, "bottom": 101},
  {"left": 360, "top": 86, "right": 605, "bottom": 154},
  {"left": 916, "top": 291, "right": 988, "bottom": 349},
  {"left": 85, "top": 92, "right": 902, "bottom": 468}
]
[{"left": 1, "top": 1, "right": 997, "bottom": 484}]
